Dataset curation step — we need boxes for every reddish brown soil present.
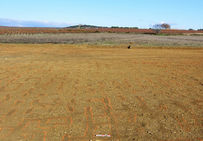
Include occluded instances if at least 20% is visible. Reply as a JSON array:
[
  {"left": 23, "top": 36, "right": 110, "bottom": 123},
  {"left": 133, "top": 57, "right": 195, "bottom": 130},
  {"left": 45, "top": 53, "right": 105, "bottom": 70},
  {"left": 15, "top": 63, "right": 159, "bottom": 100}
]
[
  {"left": 0, "top": 44, "right": 202, "bottom": 141},
  {"left": 0, "top": 26, "right": 203, "bottom": 34}
]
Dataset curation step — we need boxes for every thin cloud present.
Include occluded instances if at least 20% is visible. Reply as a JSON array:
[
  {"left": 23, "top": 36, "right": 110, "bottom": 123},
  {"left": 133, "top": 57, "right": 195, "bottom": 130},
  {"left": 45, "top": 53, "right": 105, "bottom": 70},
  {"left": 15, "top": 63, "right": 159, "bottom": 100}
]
[{"left": 0, "top": 18, "right": 72, "bottom": 27}]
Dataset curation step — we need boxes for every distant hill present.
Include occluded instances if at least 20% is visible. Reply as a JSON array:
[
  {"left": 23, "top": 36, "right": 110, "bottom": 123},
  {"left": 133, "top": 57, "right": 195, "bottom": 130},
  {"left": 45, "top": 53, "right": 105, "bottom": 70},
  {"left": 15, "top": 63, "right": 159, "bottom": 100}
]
[
  {"left": 66, "top": 25, "right": 139, "bottom": 29},
  {"left": 66, "top": 24, "right": 106, "bottom": 29}
]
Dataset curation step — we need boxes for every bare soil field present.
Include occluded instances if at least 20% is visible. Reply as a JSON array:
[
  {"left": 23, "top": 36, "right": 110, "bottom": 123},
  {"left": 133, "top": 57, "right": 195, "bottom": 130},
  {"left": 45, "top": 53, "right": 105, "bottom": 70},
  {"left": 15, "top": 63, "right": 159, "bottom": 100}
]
[
  {"left": 0, "top": 33, "right": 203, "bottom": 48},
  {"left": 0, "top": 26, "right": 203, "bottom": 35},
  {"left": 0, "top": 44, "right": 203, "bottom": 141}
]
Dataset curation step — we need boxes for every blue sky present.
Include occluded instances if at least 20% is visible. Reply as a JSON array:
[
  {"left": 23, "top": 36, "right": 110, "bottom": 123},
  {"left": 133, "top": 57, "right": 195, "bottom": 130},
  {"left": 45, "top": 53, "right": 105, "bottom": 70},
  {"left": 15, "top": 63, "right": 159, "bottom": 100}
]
[{"left": 0, "top": 0, "right": 202, "bottom": 29}]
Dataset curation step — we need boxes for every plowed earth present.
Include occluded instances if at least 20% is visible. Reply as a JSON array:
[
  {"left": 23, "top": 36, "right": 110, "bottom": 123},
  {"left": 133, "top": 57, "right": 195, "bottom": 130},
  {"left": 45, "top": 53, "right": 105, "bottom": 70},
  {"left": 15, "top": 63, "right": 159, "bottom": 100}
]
[{"left": 0, "top": 44, "right": 202, "bottom": 141}]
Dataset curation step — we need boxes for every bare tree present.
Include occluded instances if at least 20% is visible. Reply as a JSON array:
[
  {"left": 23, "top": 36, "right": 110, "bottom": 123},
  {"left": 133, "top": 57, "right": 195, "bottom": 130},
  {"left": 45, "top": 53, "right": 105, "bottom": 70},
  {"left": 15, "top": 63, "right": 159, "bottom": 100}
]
[
  {"left": 153, "top": 23, "right": 171, "bottom": 30},
  {"left": 152, "top": 23, "right": 171, "bottom": 34},
  {"left": 161, "top": 23, "right": 171, "bottom": 29}
]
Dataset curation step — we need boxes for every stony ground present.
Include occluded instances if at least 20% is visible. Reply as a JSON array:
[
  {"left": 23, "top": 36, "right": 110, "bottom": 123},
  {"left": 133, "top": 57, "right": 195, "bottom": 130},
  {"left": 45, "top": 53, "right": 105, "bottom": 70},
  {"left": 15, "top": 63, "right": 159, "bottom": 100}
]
[{"left": 0, "top": 44, "right": 202, "bottom": 141}]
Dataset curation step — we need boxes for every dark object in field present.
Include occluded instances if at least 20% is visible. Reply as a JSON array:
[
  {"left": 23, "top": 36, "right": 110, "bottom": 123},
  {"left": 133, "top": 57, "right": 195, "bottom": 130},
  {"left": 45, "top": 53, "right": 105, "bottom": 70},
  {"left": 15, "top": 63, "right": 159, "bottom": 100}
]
[{"left": 128, "top": 45, "right": 131, "bottom": 49}]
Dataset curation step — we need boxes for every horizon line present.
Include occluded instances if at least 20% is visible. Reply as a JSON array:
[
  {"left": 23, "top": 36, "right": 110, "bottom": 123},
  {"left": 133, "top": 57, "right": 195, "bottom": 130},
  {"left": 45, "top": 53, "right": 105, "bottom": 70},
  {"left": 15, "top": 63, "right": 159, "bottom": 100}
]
[{"left": 0, "top": 18, "right": 202, "bottom": 30}]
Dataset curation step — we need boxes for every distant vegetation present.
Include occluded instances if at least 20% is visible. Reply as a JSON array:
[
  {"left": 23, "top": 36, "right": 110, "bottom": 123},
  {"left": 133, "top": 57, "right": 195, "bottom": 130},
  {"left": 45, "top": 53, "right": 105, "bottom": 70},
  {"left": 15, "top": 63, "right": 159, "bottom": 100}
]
[
  {"left": 66, "top": 24, "right": 107, "bottom": 29},
  {"left": 66, "top": 24, "right": 139, "bottom": 29},
  {"left": 111, "top": 26, "right": 138, "bottom": 29}
]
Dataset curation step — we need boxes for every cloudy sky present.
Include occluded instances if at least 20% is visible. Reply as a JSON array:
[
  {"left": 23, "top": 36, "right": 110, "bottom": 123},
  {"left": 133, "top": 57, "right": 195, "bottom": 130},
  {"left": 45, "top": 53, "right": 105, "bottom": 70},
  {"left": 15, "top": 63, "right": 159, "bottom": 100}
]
[{"left": 0, "top": 0, "right": 202, "bottom": 29}]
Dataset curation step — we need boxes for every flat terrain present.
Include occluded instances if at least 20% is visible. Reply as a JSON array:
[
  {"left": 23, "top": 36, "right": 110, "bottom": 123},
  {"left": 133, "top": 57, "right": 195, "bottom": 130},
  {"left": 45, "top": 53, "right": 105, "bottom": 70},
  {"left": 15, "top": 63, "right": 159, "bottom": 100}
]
[
  {"left": 0, "top": 44, "right": 203, "bottom": 141},
  {"left": 0, "top": 33, "right": 203, "bottom": 47}
]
